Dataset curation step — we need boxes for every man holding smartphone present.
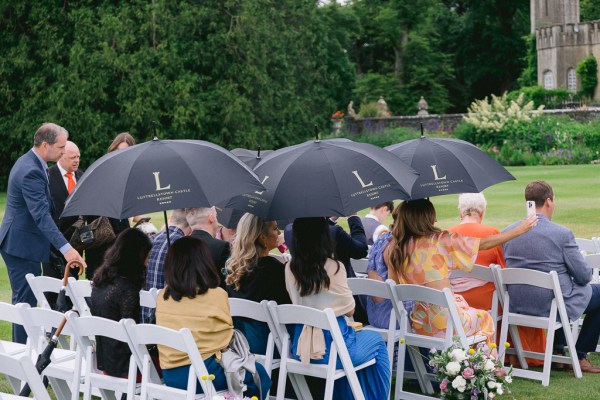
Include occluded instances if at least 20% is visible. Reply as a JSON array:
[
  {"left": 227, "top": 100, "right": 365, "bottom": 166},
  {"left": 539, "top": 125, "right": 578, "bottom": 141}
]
[{"left": 503, "top": 180, "right": 600, "bottom": 373}]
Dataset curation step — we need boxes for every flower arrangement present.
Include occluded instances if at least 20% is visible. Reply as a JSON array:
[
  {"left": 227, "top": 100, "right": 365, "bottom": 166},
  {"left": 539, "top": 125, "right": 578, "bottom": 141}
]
[
  {"left": 428, "top": 338, "right": 512, "bottom": 399},
  {"left": 200, "top": 374, "right": 258, "bottom": 400},
  {"left": 331, "top": 110, "right": 345, "bottom": 119}
]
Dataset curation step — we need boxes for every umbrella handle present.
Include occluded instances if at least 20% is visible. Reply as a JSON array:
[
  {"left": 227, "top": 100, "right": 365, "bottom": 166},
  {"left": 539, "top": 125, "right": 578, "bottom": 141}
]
[
  {"left": 63, "top": 260, "right": 85, "bottom": 286},
  {"left": 53, "top": 317, "right": 68, "bottom": 338}
]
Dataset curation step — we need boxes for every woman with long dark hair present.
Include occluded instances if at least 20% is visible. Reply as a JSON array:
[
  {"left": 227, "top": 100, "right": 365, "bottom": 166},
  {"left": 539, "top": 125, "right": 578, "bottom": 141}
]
[
  {"left": 156, "top": 236, "right": 271, "bottom": 399},
  {"left": 286, "top": 217, "right": 390, "bottom": 399},
  {"left": 90, "top": 228, "right": 152, "bottom": 377}
]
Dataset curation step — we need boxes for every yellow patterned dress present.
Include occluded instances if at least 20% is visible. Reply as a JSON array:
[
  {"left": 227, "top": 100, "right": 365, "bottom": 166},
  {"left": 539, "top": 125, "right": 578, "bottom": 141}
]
[{"left": 397, "top": 231, "right": 495, "bottom": 346}]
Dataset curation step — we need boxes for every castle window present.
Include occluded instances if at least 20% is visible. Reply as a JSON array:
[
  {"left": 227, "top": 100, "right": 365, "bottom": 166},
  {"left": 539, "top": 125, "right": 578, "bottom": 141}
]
[
  {"left": 567, "top": 68, "right": 577, "bottom": 92},
  {"left": 543, "top": 70, "right": 554, "bottom": 89}
]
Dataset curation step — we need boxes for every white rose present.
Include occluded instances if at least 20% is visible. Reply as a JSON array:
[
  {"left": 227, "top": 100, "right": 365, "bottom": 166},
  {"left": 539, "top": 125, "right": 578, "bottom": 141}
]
[
  {"left": 505, "top": 376, "right": 512, "bottom": 383},
  {"left": 488, "top": 380, "right": 497, "bottom": 389},
  {"left": 489, "top": 393, "right": 496, "bottom": 399},
  {"left": 450, "top": 348, "right": 467, "bottom": 362},
  {"left": 452, "top": 376, "right": 467, "bottom": 392},
  {"left": 497, "top": 385, "right": 504, "bottom": 395},
  {"left": 446, "top": 361, "right": 461, "bottom": 376},
  {"left": 484, "top": 359, "right": 496, "bottom": 371}
]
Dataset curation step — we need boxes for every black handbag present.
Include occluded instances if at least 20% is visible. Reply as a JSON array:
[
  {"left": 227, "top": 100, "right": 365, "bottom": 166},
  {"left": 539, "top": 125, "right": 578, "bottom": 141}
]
[{"left": 69, "top": 216, "right": 116, "bottom": 252}]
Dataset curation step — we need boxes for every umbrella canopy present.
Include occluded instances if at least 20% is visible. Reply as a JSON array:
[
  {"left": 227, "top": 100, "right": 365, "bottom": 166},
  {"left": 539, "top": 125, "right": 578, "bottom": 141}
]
[
  {"left": 62, "top": 138, "right": 265, "bottom": 219},
  {"left": 225, "top": 138, "right": 418, "bottom": 220},
  {"left": 231, "top": 148, "right": 273, "bottom": 169},
  {"left": 385, "top": 137, "right": 515, "bottom": 200}
]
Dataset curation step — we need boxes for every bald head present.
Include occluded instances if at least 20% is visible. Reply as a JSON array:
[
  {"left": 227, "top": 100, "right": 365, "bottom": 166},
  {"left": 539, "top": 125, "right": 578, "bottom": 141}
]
[{"left": 58, "top": 141, "right": 80, "bottom": 173}]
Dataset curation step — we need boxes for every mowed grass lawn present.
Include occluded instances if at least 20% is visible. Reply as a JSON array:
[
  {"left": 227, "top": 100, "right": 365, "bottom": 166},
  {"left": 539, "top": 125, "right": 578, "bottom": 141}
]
[{"left": 0, "top": 164, "right": 598, "bottom": 399}]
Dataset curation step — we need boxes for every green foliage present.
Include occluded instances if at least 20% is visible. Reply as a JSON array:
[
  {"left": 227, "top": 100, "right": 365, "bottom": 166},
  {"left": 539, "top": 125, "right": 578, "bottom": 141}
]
[
  {"left": 517, "top": 34, "right": 538, "bottom": 88},
  {"left": 581, "top": 0, "right": 600, "bottom": 21},
  {"left": 577, "top": 56, "right": 598, "bottom": 99},
  {"left": 0, "top": 1, "right": 355, "bottom": 186},
  {"left": 507, "top": 86, "right": 576, "bottom": 108},
  {"left": 358, "top": 102, "right": 381, "bottom": 118},
  {"left": 349, "top": 126, "right": 421, "bottom": 147}
]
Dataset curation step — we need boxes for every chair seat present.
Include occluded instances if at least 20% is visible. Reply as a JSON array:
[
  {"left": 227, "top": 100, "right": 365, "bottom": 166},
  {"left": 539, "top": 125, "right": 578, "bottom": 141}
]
[{"left": 286, "top": 358, "right": 376, "bottom": 379}]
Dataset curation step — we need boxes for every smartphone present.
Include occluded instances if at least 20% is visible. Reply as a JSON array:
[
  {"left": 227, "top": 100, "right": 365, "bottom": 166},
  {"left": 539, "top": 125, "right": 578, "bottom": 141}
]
[{"left": 526, "top": 201, "right": 536, "bottom": 218}]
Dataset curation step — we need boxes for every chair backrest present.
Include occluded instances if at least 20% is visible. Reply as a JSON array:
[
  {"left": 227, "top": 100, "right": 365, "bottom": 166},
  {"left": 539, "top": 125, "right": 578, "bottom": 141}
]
[
  {"left": 347, "top": 277, "right": 392, "bottom": 300},
  {"left": 350, "top": 258, "right": 369, "bottom": 275},
  {"left": 575, "top": 237, "right": 600, "bottom": 254},
  {"left": 387, "top": 282, "right": 469, "bottom": 348},
  {"left": 140, "top": 288, "right": 159, "bottom": 309},
  {"left": 122, "top": 320, "right": 215, "bottom": 395},
  {"left": 0, "top": 353, "right": 52, "bottom": 400},
  {"left": 449, "top": 263, "right": 502, "bottom": 316},
  {"left": 20, "top": 306, "right": 77, "bottom": 353},
  {"left": 25, "top": 273, "right": 76, "bottom": 310},
  {"left": 67, "top": 279, "right": 93, "bottom": 316},
  {"left": 0, "top": 302, "right": 31, "bottom": 357}
]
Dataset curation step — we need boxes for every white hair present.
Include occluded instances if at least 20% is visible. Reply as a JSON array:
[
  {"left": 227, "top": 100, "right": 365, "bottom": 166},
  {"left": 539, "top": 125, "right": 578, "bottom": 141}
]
[
  {"left": 185, "top": 206, "right": 216, "bottom": 226},
  {"left": 458, "top": 193, "right": 487, "bottom": 216}
]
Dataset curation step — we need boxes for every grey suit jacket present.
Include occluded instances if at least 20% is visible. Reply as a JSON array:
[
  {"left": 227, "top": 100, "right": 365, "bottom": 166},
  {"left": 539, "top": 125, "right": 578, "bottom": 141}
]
[{"left": 502, "top": 214, "right": 592, "bottom": 322}]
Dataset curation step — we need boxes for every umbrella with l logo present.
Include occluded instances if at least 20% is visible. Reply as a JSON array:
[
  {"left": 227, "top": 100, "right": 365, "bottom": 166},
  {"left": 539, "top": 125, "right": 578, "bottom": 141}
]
[
  {"left": 62, "top": 138, "right": 265, "bottom": 222},
  {"left": 224, "top": 138, "right": 419, "bottom": 220},
  {"left": 385, "top": 136, "right": 515, "bottom": 200}
]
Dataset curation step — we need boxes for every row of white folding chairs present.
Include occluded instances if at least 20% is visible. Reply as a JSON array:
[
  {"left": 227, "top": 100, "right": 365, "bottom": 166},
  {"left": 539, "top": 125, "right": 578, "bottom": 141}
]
[{"left": 25, "top": 273, "right": 159, "bottom": 316}]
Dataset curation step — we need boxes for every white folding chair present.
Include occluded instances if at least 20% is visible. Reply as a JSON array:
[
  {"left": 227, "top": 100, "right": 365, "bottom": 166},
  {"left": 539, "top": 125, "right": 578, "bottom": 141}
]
[
  {"left": 65, "top": 312, "right": 141, "bottom": 400},
  {"left": 350, "top": 258, "right": 369, "bottom": 277},
  {"left": 0, "top": 353, "right": 51, "bottom": 400},
  {"left": 228, "top": 299, "right": 280, "bottom": 378},
  {"left": 450, "top": 264, "right": 502, "bottom": 340},
  {"left": 66, "top": 280, "right": 92, "bottom": 317},
  {"left": 346, "top": 278, "right": 399, "bottom": 374},
  {"left": 0, "top": 302, "right": 32, "bottom": 394},
  {"left": 122, "top": 319, "right": 226, "bottom": 400},
  {"left": 20, "top": 307, "right": 83, "bottom": 400},
  {"left": 25, "top": 273, "right": 76, "bottom": 311},
  {"left": 575, "top": 237, "right": 600, "bottom": 254},
  {"left": 139, "top": 288, "right": 159, "bottom": 309},
  {"left": 492, "top": 265, "right": 582, "bottom": 386},
  {"left": 267, "top": 302, "right": 374, "bottom": 400},
  {"left": 387, "top": 281, "right": 487, "bottom": 400}
]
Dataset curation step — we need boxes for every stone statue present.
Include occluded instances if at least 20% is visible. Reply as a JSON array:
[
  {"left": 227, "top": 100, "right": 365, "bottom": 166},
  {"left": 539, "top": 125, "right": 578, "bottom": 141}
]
[
  {"left": 347, "top": 101, "right": 357, "bottom": 118},
  {"left": 377, "top": 96, "right": 389, "bottom": 116},
  {"left": 417, "top": 96, "right": 429, "bottom": 116}
]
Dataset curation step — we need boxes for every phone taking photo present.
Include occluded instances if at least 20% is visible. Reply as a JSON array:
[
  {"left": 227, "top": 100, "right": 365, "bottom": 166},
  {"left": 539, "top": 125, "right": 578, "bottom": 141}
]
[{"left": 526, "top": 201, "right": 536, "bottom": 218}]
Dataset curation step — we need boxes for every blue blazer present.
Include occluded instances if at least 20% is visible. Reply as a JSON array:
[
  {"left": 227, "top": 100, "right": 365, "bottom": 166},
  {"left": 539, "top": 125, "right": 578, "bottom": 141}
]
[
  {"left": 502, "top": 215, "right": 592, "bottom": 322},
  {"left": 0, "top": 150, "right": 68, "bottom": 262}
]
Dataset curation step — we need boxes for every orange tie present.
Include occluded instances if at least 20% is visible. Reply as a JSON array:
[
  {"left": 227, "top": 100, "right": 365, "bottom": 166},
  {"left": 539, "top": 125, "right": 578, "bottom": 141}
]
[{"left": 65, "top": 172, "right": 75, "bottom": 194}]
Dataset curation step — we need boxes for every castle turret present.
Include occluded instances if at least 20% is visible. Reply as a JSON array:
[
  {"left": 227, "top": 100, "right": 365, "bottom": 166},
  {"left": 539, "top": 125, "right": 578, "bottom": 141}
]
[{"left": 531, "top": 0, "right": 580, "bottom": 33}]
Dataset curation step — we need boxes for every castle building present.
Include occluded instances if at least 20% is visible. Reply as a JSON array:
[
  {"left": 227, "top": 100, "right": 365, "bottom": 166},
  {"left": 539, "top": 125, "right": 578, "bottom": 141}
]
[{"left": 534, "top": 0, "right": 600, "bottom": 98}]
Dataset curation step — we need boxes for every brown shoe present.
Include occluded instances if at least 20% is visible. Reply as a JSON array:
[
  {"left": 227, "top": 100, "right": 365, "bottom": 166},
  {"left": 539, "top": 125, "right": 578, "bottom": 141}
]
[{"left": 565, "top": 359, "right": 600, "bottom": 373}]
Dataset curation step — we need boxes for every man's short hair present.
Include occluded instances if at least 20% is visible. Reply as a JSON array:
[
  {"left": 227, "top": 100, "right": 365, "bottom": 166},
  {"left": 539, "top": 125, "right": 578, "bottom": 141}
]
[
  {"left": 525, "top": 180, "right": 554, "bottom": 208},
  {"left": 185, "top": 207, "right": 216, "bottom": 226},
  {"left": 34, "top": 123, "right": 68, "bottom": 147},
  {"left": 372, "top": 201, "right": 394, "bottom": 213},
  {"left": 170, "top": 208, "right": 189, "bottom": 228}
]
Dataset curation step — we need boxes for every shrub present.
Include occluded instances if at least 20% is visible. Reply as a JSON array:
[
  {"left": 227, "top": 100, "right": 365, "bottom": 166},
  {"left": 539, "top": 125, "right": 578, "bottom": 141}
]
[
  {"left": 577, "top": 56, "right": 598, "bottom": 99},
  {"left": 358, "top": 102, "right": 381, "bottom": 118},
  {"left": 506, "top": 86, "right": 577, "bottom": 109}
]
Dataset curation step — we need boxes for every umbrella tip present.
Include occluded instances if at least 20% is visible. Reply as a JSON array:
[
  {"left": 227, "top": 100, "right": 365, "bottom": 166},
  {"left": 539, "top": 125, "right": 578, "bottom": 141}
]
[
  {"left": 314, "top": 125, "right": 320, "bottom": 142},
  {"left": 420, "top": 123, "right": 425, "bottom": 138},
  {"left": 257, "top": 146, "right": 261, "bottom": 159}
]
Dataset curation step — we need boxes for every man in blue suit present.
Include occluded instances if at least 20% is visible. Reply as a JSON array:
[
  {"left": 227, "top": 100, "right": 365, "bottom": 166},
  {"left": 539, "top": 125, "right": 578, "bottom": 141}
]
[
  {"left": 503, "top": 180, "right": 600, "bottom": 373},
  {"left": 0, "top": 123, "right": 85, "bottom": 343}
]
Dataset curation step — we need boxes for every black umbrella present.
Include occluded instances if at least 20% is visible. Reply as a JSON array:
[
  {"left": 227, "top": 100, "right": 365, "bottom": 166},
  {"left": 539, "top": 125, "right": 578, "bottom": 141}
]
[
  {"left": 385, "top": 134, "right": 515, "bottom": 200},
  {"left": 55, "top": 261, "right": 85, "bottom": 313},
  {"left": 231, "top": 148, "right": 273, "bottom": 169},
  {"left": 225, "top": 138, "right": 418, "bottom": 220},
  {"left": 62, "top": 138, "right": 265, "bottom": 243}
]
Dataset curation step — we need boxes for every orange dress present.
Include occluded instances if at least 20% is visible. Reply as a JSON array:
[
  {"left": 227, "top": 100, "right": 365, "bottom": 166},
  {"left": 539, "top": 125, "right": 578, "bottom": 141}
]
[{"left": 449, "top": 223, "right": 546, "bottom": 366}]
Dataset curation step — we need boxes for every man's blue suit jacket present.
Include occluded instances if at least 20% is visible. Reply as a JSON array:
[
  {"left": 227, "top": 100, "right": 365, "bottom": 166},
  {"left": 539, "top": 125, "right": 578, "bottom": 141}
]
[{"left": 0, "top": 150, "right": 68, "bottom": 263}]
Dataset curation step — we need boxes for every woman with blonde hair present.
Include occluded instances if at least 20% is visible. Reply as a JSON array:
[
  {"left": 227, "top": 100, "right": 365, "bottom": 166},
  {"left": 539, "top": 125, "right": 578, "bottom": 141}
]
[
  {"left": 385, "top": 199, "right": 537, "bottom": 346},
  {"left": 226, "top": 213, "right": 290, "bottom": 354}
]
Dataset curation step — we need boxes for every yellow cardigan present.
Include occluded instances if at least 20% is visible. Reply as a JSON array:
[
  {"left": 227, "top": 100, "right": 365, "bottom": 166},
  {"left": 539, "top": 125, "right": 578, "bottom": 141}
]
[{"left": 156, "top": 287, "right": 233, "bottom": 369}]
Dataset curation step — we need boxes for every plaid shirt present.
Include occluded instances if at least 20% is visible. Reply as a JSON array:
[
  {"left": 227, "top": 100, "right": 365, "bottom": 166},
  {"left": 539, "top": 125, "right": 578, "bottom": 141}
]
[{"left": 141, "top": 225, "right": 185, "bottom": 323}]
